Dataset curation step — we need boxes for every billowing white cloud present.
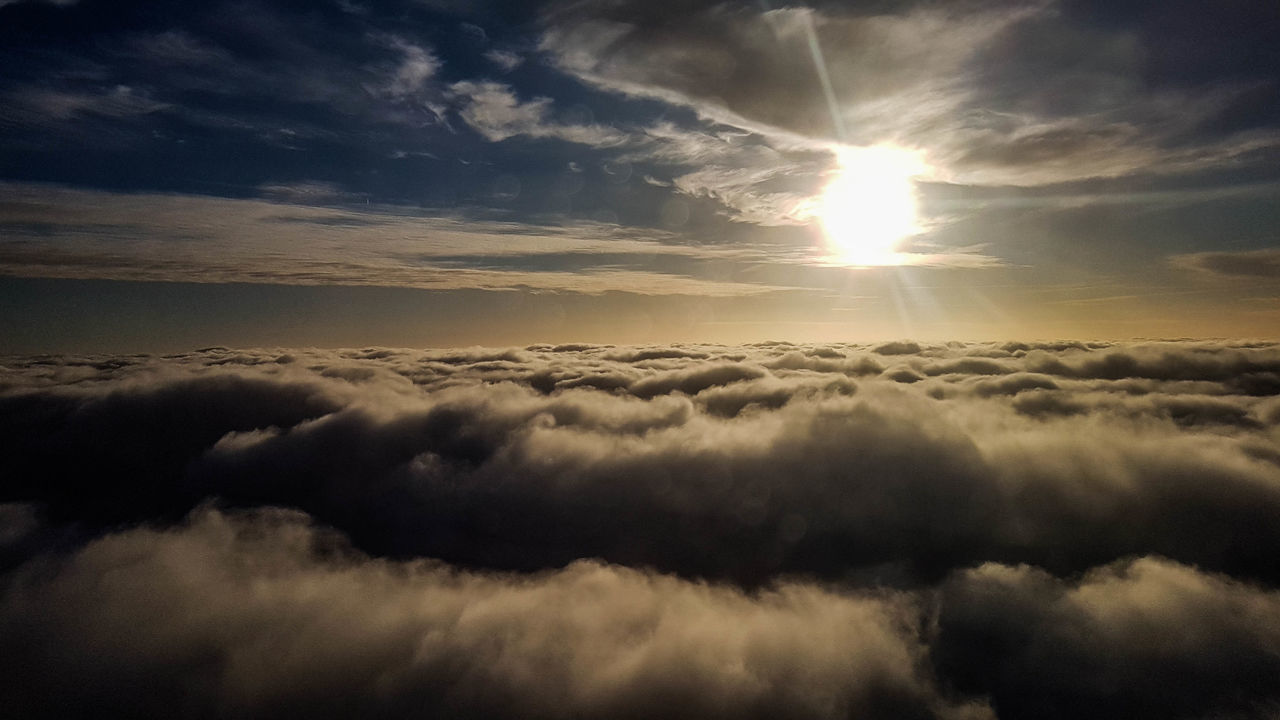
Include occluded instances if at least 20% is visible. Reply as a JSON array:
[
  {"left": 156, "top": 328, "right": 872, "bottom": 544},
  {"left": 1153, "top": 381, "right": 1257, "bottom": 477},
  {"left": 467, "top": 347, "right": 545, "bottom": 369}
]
[
  {"left": 1, "top": 506, "right": 990, "bottom": 719},
  {"left": 3, "top": 340, "right": 1280, "bottom": 584},
  {"left": 4, "top": 340, "right": 1280, "bottom": 717}
]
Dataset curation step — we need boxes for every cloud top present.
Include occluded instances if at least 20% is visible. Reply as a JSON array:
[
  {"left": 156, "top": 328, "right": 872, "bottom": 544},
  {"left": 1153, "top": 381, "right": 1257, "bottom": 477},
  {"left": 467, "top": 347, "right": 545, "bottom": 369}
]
[{"left": 4, "top": 339, "right": 1280, "bottom": 717}]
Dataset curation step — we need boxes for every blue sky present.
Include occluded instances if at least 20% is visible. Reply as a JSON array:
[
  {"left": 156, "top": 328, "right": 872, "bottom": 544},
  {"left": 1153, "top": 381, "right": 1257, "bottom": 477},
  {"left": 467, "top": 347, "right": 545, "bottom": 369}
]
[{"left": 2, "top": 0, "right": 1279, "bottom": 350}]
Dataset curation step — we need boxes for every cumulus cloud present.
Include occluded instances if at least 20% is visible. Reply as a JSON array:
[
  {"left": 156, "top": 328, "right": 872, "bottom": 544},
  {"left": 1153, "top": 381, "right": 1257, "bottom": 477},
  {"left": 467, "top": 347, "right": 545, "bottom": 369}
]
[
  {"left": 5, "top": 340, "right": 1280, "bottom": 717},
  {"left": 3, "top": 340, "right": 1280, "bottom": 585},
  {"left": 934, "top": 557, "right": 1280, "bottom": 719},
  {"left": 1, "top": 507, "right": 992, "bottom": 720}
]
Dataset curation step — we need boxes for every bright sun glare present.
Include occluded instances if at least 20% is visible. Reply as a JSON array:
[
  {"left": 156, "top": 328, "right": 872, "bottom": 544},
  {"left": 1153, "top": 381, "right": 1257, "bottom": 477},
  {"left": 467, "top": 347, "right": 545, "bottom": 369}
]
[{"left": 816, "top": 145, "right": 928, "bottom": 266}]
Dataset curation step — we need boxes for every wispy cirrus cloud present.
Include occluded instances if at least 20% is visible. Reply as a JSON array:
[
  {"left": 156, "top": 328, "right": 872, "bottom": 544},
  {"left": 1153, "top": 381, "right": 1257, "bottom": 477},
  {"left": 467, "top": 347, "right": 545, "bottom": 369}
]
[
  {"left": 0, "top": 84, "right": 168, "bottom": 127},
  {"left": 0, "top": 183, "right": 797, "bottom": 296},
  {"left": 449, "top": 81, "right": 628, "bottom": 146},
  {"left": 539, "top": 0, "right": 1280, "bottom": 187},
  {"left": 1171, "top": 247, "right": 1280, "bottom": 279},
  {"left": 483, "top": 48, "right": 523, "bottom": 72}
]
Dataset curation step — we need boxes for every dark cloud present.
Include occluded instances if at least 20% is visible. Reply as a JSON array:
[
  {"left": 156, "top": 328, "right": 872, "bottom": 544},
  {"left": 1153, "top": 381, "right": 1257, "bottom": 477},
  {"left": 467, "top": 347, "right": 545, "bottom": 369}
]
[
  {"left": 1172, "top": 248, "right": 1280, "bottom": 279},
  {"left": 4, "top": 501, "right": 1280, "bottom": 718},
  {"left": 627, "top": 361, "right": 767, "bottom": 398},
  {"left": 934, "top": 557, "right": 1280, "bottom": 719},
  {"left": 764, "top": 350, "right": 885, "bottom": 375},
  {"left": 4, "top": 341, "right": 1280, "bottom": 717},
  {"left": 0, "top": 371, "right": 342, "bottom": 524},
  {"left": 1021, "top": 343, "right": 1280, "bottom": 394},
  {"left": 883, "top": 365, "right": 926, "bottom": 384},
  {"left": 540, "top": 0, "right": 1280, "bottom": 186},
  {"left": 0, "top": 507, "right": 980, "bottom": 720},
  {"left": 603, "top": 346, "right": 710, "bottom": 362},
  {"left": 3, "top": 341, "right": 1280, "bottom": 588},
  {"left": 1010, "top": 388, "right": 1087, "bottom": 418},
  {"left": 873, "top": 341, "right": 924, "bottom": 356},
  {"left": 970, "top": 373, "right": 1059, "bottom": 397}
]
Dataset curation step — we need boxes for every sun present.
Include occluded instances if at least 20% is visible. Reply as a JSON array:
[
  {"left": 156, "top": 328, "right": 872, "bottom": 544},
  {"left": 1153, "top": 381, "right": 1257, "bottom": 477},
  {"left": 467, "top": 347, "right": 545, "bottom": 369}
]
[{"left": 814, "top": 145, "right": 928, "bottom": 266}]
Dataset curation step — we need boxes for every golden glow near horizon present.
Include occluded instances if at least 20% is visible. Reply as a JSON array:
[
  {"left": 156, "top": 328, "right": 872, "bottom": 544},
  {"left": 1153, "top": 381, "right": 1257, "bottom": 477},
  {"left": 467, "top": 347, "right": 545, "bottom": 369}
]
[{"left": 815, "top": 145, "right": 929, "bottom": 266}]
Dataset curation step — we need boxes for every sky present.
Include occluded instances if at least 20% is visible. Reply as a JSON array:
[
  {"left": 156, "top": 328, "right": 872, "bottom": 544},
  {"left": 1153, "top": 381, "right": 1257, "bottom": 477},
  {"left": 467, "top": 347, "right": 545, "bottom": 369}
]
[
  {"left": 1, "top": 0, "right": 1278, "bottom": 350},
  {"left": 5, "top": 4, "right": 1280, "bottom": 717}
]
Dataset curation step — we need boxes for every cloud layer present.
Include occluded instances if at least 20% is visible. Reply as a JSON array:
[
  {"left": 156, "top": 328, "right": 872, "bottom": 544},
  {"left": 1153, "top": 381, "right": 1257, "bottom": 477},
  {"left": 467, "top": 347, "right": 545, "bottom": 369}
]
[
  {"left": 3, "top": 340, "right": 1280, "bottom": 717},
  {"left": 0, "top": 182, "right": 798, "bottom": 296},
  {"left": 3, "top": 0, "right": 1278, "bottom": 311},
  {"left": 540, "top": 0, "right": 1280, "bottom": 186},
  {"left": 3, "top": 507, "right": 986, "bottom": 720}
]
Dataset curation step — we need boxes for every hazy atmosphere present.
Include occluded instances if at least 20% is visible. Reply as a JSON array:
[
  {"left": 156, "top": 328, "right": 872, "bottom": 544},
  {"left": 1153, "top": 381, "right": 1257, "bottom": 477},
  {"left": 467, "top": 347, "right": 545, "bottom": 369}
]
[
  {"left": 2, "top": 0, "right": 1279, "bottom": 718},
  {"left": 2, "top": 0, "right": 1279, "bottom": 347}
]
